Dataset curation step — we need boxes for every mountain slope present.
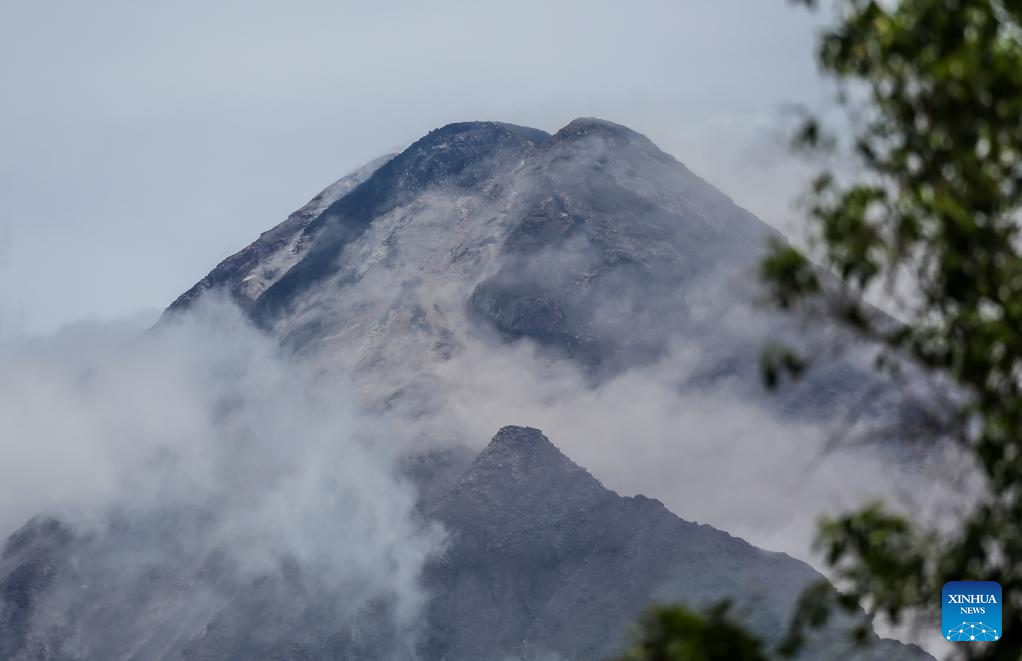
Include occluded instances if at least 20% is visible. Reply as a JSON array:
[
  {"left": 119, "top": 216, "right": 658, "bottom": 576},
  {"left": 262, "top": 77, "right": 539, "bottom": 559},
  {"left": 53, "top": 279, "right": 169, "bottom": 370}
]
[
  {"left": 420, "top": 426, "right": 928, "bottom": 661},
  {"left": 165, "top": 152, "right": 397, "bottom": 315},
  {"left": 166, "top": 119, "right": 779, "bottom": 372},
  {"left": 0, "top": 118, "right": 939, "bottom": 660},
  {"left": 0, "top": 427, "right": 930, "bottom": 660},
  {"left": 160, "top": 117, "right": 874, "bottom": 444}
]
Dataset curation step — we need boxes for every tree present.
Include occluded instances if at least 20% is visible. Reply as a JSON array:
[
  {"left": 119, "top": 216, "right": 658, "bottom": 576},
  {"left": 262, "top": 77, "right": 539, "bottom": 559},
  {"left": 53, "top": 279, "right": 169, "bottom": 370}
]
[
  {"left": 762, "top": 0, "right": 1022, "bottom": 659},
  {"left": 626, "top": 0, "right": 1022, "bottom": 658},
  {"left": 617, "top": 603, "right": 767, "bottom": 661}
]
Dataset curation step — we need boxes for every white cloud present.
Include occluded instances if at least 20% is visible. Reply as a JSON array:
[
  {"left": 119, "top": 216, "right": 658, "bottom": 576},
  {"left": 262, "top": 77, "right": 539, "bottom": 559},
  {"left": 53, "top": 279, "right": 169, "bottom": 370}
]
[{"left": 0, "top": 298, "right": 442, "bottom": 632}]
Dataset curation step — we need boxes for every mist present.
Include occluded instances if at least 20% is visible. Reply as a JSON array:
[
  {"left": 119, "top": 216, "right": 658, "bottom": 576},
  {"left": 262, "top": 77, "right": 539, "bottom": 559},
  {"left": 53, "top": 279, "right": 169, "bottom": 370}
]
[
  {"left": 0, "top": 107, "right": 961, "bottom": 658},
  {"left": 243, "top": 138, "right": 961, "bottom": 566},
  {"left": 420, "top": 328, "right": 958, "bottom": 561},
  {"left": 0, "top": 257, "right": 963, "bottom": 659},
  {"left": 0, "top": 298, "right": 443, "bottom": 654}
]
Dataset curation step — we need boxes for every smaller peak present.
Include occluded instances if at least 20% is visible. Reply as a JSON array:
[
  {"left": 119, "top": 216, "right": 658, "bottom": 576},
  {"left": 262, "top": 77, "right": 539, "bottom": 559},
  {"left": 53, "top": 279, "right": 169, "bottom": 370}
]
[
  {"left": 553, "top": 117, "right": 640, "bottom": 140},
  {"left": 548, "top": 117, "right": 671, "bottom": 164},
  {"left": 442, "top": 426, "right": 610, "bottom": 520},
  {"left": 491, "top": 425, "right": 550, "bottom": 447},
  {"left": 475, "top": 425, "right": 580, "bottom": 476}
]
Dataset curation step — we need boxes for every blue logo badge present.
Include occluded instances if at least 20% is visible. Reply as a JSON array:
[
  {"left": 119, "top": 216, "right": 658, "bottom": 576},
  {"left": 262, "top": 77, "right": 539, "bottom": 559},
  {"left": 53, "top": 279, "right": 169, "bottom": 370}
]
[{"left": 943, "top": 581, "right": 1002, "bottom": 642}]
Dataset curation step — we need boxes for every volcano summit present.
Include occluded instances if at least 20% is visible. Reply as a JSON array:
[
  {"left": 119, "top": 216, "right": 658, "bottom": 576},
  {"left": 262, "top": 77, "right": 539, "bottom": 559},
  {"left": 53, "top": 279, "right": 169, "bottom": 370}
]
[{"left": 0, "top": 119, "right": 934, "bottom": 660}]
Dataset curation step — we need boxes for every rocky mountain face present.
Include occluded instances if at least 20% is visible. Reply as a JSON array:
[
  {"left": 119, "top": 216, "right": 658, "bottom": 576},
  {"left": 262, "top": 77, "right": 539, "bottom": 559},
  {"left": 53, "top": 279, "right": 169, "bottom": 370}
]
[
  {"left": 1, "top": 427, "right": 930, "bottom": 660},
  {"left": 171, "top": 119, "right": 777, "bottom": 366},
  {"left": 1, "top": 119, "right": 933, "bottom": 659},
  {"left": 166, "top": 118, "right": 873, "bottom": 424},
  {"left": 420, "top": 427, "right": 927, "bottom": 661}
]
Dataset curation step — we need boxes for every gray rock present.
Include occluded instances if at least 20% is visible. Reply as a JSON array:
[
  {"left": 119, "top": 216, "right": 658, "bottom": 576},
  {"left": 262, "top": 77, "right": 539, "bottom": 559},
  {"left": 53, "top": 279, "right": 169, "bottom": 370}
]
[
  {"left": 161, "top": 118, "right": 888, "bottom": 419},
  {"left": 420, "top": 426, "right": 931, "bottom": 661},
  {"left": 0, "top": 119, "right": 936, "bottom": 659},
  {"left": 0, "top": 428, "right": 931, "bottom": 660}
]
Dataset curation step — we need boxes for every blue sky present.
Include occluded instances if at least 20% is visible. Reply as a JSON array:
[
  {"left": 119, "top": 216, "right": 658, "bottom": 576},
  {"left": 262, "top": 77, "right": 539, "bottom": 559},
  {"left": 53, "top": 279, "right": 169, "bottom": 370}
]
[{"left": 0, "top": 0, "right": 831, "bottom": 333}]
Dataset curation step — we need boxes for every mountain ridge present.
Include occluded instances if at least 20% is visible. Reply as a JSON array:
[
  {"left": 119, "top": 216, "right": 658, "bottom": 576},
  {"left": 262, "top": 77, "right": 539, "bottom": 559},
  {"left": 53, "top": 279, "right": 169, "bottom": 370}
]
[
  {"left": 164, "top": 117, "right": 778, "bottom": 338},
  {"left": 424, "top": 426, "right": 930, "bottom": 660},
  {"left": 0, "top": 426, "right": 932, "bottom": 660},
  {"left": 0, "top": 117, "right": 939, "bottom": 659},
  {"left": 163, "top": 117, "right": 792, "bottom": 381}
]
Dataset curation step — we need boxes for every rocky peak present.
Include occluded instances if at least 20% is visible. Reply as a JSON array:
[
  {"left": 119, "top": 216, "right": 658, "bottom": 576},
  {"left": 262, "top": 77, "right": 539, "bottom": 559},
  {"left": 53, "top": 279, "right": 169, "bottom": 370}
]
[
  {"left": 421, "top": 120, "right": 549, "bottom": 146},
  {"left": 462, "top": 426, "right": 599, "bottom": 488},
  {"left": 547, "top": 116, "right": 672, "bottom": 164},
  {"left": 552, "top": 116, "right": 641, "bottom": 141},
  {"left": 387, "top": 121, "right": 549, "bottom": 191},
  {"left": 437, "top": 426, "right": 610, "bottom": 533},
  {"left": 476, "top": 425, "right": 569, "bottom": 470},
  {"left": 421, "top": 426, "right": 934, "bottom": 661}
]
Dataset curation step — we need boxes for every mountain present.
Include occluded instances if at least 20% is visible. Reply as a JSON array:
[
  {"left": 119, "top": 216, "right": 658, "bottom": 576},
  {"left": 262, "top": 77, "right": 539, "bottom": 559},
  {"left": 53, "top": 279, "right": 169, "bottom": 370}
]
[
  {"left": 0, "top": 427, "right": 930, "bottom": 660},
  {"left": 170, "top": 118, "right": 778, "bottom": 362},
  {"left": 0, "top": 118, "right": 933, "bottom": 659},
  {"left": 165, "top": 118, "right": 873, "bottom": 423},
  {"left": 419, "top": 426, "right": 928, "bottom": 661}
]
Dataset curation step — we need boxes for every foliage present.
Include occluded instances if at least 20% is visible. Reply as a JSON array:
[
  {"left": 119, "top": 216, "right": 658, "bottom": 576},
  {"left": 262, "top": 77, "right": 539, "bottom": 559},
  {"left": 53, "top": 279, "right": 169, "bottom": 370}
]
[
  {"left": 630, "top": 0, "right": 1022, "bottom": 658},
  {"left": 615, "top": 603, "right": 767, "bottom": 661},
  {"left": 763, "top": 1, "right": 1022, "bottom": 659}
]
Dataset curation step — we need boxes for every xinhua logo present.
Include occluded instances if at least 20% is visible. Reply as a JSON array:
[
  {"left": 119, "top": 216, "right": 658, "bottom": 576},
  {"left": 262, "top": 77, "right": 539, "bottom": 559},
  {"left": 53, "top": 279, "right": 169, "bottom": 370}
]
[{"left": 943, "top": 581, "right": 1002, "bottom": 642}]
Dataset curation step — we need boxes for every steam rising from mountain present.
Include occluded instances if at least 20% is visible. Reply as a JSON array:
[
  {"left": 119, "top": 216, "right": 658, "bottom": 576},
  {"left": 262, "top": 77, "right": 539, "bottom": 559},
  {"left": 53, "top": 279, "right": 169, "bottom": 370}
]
[
  {"left": 164, "top": 117, "right": 948, "bottom": 558},
  {"left": 0, "top": 300, "right": 442, "bottom": 657},
  {"left": 0, "top": 118, "right": 953, "bottom": 658}
]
